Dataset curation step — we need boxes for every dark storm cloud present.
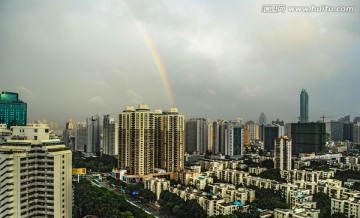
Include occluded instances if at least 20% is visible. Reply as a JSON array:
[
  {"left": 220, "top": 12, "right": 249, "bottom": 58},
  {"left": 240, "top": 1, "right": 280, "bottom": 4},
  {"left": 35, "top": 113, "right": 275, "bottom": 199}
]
[{"left": 0, "top": 0, "right": 359, "bottom": 127}]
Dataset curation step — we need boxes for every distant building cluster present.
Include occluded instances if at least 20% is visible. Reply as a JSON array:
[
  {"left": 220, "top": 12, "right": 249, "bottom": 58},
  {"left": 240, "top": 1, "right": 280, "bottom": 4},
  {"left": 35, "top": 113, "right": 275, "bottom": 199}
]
[{"left": 1, "top": 89, "right": 360, "bottom": 217}]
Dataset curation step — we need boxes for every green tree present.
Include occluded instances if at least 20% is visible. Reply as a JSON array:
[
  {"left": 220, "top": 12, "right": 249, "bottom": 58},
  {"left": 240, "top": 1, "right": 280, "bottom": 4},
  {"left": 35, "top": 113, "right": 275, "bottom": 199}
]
[
  {"left": 332, "top": 213, "right": 347, "bottom": 218},
  {"left": 73, "top": 179, "right": 153, "bottom": 218},
  {"left": 258, "top": 169, "right": 286, "bottom": 183},
  {"left": 313, "top": 193, "right": 331, "bottom": 218},
  {"left": 252, "top": 188, "right": 288, "bottom": 210},
  {"left": 260, "top": 159, "right": 274, "bottom": 169}
]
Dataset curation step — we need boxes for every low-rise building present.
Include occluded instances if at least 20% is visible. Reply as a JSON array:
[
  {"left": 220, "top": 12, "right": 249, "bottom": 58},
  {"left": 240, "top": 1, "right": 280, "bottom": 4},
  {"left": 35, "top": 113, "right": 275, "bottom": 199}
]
[
  {"left": 249, "top": 167, "right": 267, "bottom": 175},
  {"left": 144, "top": 178, "right": 170, "bottom": 200},
  {"left": 281, "top": 169, "right": 335, "bottom": 183},
  {"left": 188, "top": 175, "right": 213, "bottom": 190},
  {"left": 274, "top": 208, "right": 320, "bottom": 218},
  {"left": 209, "top": 183, "right": 255, "bottom": 204},
  {"left": 332, "top": 196, "right": 360, "bottom": 218}
]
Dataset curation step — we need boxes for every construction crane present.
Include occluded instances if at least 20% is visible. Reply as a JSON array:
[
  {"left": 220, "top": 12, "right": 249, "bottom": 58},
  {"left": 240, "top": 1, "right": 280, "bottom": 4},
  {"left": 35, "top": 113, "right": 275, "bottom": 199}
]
[{"left": 320, "top": 115, "right": 335, "bottom": 122}]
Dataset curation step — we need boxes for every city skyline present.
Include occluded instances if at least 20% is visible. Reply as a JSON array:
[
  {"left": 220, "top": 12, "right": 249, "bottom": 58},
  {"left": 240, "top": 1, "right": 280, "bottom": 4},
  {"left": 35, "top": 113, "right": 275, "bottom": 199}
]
[{"left": 1, "top": 0, "right": 359, "bottom": 126}]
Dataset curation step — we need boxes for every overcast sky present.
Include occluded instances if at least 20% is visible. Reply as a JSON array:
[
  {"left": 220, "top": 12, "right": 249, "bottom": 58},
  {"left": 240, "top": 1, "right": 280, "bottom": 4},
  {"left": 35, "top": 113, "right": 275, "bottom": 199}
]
[{"left": 1, "top": 0, "right": 359, "bottom": 127}]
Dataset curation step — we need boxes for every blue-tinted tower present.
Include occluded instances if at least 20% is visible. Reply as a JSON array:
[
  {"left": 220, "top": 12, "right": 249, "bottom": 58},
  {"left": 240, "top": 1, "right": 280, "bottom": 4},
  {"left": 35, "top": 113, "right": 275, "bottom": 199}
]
[{"left": 0, "top": 92, "right": 27, "bottom": 128}]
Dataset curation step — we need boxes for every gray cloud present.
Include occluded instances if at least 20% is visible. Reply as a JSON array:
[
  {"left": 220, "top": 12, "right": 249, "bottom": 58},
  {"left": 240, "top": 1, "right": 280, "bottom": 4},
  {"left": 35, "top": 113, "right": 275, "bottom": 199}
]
[{"left": 0, "top": 0, "right": 359, "bottom": 127}]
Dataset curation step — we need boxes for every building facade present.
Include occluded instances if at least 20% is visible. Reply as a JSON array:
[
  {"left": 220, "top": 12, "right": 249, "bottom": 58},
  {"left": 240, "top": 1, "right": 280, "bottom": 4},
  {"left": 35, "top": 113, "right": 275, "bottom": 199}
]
[
  {"left": 291, "top": 123, "right": 326, "bottom": 155},
  {"left": 0, "top": 92, "right": 27, "bottom": 128},
  {"left": 103, "top": 115, "right": 118, "bottom": 156},
  {"left": 86, "top": 115, "right": 101, "bottom": 156},
  {"left": 353, "top": 122, "right": 360, "bottom": 147},
  {"left": 185, "top": 118, "right": 210, "bottom": 154},
  {"left": 330, "top": 121, "right": 344, "bottom": 141},
  {"left": 263, "top": 125, "right": 284, "bottom": 151},
  {"left": 75, "top": 122, "right": 87, "bottom": 152},
  {"left": 0, "top": 124, "right": 72, "bottom": 217}
]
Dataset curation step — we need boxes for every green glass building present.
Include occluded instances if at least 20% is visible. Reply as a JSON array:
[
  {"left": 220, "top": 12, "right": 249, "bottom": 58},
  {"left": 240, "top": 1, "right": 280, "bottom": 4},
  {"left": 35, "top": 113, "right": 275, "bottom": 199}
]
[{"left": 0, "top": 92, "right": 27, "bottom": 128}]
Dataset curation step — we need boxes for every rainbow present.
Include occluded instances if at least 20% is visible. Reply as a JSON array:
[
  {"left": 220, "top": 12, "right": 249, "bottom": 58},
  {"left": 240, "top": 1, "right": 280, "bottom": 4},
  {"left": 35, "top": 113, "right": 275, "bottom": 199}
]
[{"left": 121, "top": 1, "right": 176, "bottom": 106}]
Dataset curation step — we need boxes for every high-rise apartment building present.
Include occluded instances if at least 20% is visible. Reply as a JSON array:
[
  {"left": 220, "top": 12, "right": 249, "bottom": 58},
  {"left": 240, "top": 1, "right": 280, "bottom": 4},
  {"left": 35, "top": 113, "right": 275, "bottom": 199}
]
[
  {"left": 154, "top": 108, "right": 184, "bottom": 172},
  {"left": 259, "top": 113, "right": 267, "bottom": 125},
  {"left": 185, "top": 118, "right": 210, "bottom": 154},
  {"left": 0, "top": 124, "right": 72, "bottom": 217},
  {"left": 291, "top": 123, "right": 326, "bottom": 155},
  {"left": 0, "top": 92, "right": 27, "bottom": 128},
  {"left": 274, "top": 136, "right": 292, "bottom": 171},
  {"left": 86, "top": 115, "right": 101, "bottom": 156},
  {"left": 300, "top": 89, "right": 309, "bottom": 123},
  {"left": 119, "top": 105, "right": 155, "bottom": 175},
  {"left": 103, "top": 115, "right": 118, "bottom": 156}
]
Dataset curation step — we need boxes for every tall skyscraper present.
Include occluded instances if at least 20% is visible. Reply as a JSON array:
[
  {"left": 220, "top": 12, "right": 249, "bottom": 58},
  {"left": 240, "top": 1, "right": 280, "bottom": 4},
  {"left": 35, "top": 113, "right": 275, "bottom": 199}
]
[
  {"left": 119, "top": 105, "right": 155, "bottom": 175},
  {"left": 75, "top": 122, "right": 87, "bottom": 152},
  {"left": 259, "top": 113, "right": 267, "bottom": 125},
  {"left": 343, "top": 123, "right": 353, "bottom": 142},
  {"left": 353, "top": 122, "right": 360, "bottom": 147},
  {"left": 300, "top": 89, "right": 309, "bottom": 123},
  {"left": 212, "top": 120, "right": 227, "bottom": 154},
  {"left": 229, "top": 123, "right": 244, "bottom": 156},
  {"left": 185, "top": 118, "right": 210, "bottom": 154},
  {"left": 0, "top": 91, "right": 27, "bottom": 128},
  {"left": 263, "top": 125, "right": 284, "bottom": 151},
  {"left": 330, "top": 121, "right": 344, "bottom": 141},
  {"left": 274, "top": 136, "right": 292, "bottom": 171},
  {"left": 63, "top": 119, "right": 76, "bottom": 151},
  {"left": 245, "top": 122, "right": 260, "bottom": 142},
  {"left": 154, "top": 108, "right": 184, "bottom": 172},
  {"left": 103, "top": 115, "right": 119, "bottom": 156},
  {"left": 0, "top": 124, "right": 72, "bottom": 217},
  {"left": 212, "top": 120, "right": 243, "bottom": 156},
  {"left": 291, "top": 123, "right": 326, "bottom": 155},
  {"left": 86, "top": 115, "right": 101, "bottom": 156}
]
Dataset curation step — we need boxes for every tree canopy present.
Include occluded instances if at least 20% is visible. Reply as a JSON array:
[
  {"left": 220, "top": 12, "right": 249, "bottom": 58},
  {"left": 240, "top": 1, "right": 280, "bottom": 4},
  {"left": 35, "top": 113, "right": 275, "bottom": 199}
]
[
  {"left": 258, "top": 169, "right": 286, "bottom": 183},
  {"left": 159, "top": 191, "right": 206, "bottom": 218},
  {"left": 73, "top": 154, "right": 118, "bottom": 173},
  {"left": 73, "top": 179, "right": 154, "bottom": 218},
  {"left": 252, "top": 188, "right": 288, "bottom": 211},
  {"left": 313, "top": 193, "right": 331, "bottom": 218}
]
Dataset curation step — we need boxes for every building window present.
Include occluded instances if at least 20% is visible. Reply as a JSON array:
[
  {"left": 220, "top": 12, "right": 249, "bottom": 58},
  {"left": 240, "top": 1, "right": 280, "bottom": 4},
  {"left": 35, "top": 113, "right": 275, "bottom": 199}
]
[
  {"left": 34, "top": 136, "right": 38, "bottom": 140},
  {"left": 34, "top": 129, "right": 38, "bottom": 132}
]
